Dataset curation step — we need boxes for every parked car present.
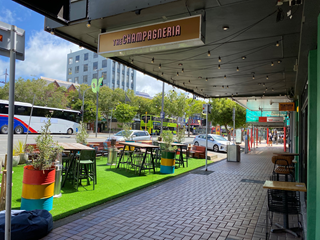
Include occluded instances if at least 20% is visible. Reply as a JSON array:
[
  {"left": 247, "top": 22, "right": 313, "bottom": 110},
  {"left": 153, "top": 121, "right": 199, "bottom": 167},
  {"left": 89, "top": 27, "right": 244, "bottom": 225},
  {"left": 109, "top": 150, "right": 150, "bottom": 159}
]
[
  {"left": 106, "top": 130, "right": 152, "bottom": 142},
  {"left": 192, "top": 134, "right": 233, "bottom": 152}
]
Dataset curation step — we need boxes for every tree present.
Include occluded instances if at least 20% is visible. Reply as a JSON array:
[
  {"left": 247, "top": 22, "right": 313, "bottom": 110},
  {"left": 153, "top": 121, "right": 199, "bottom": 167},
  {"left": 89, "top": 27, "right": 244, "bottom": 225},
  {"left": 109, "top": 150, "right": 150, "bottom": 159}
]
[
  {"left": 208, "top": 98, "right": 246, "bottom": 140},
  {"left": 166, "top": 90, "right": 188, "bottom": 131},
  {"left": 113, "top": 103, "right": 137, "bottom": 124},
  {"left": 185, "top": 98, "right": 205, "bottom": 137}
]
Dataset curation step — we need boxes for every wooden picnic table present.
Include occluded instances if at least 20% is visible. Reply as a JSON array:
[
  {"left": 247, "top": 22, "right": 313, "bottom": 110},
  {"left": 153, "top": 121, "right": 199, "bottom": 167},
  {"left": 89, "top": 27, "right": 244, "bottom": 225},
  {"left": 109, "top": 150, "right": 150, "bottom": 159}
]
[
  {"left": 58, "top": 143, "right": 94, "bottom": 187},
  {"left": 117, "top": 142, "right": 159, "bottom": 175}
]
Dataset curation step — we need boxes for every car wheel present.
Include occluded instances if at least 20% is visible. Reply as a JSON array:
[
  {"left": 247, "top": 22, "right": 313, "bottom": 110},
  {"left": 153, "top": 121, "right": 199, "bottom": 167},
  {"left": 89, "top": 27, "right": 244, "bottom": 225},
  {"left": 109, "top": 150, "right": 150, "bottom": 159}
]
[
  {"left": 194, "top": 141, "right": 199, "bottom": 146},
  {"left": 213, "top": 144, "right": 219, "bottom": 152},
  {"left": 67, "top": 128, "right": 73, "bottom": 135},
  {"left": 1, "top": 125, "right": 8, "bottom": 134},
  {"left": 14, "top": 126, "right": 24, "bottom": 134}
]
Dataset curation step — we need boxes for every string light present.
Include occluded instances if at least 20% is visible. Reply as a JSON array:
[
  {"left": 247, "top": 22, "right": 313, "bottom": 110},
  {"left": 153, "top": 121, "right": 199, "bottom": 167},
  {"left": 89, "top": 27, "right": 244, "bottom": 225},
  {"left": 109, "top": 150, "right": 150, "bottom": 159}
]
[
  {"left": 266, "top": 76, "right": 269, "bottom": 80},
  {"left": 176, "top": 72, "right": 179, "bottom": 76},
  {"left": 178, "top": 63, "right": 183, "bottom": 66},
  {"left": 222, "top": 85, "right": 224, "bottom": 88},
  {"left": 258, "top": 83, "right": 261, "bottom": 85},
  {"left": 276, "top": 41, "right": 280, "bottom": 47},
  {"left": 50, "top": 30, "right": 54, "bottom": 35},
  {"left": 207, "top": 51, "right": 211, "bottom": 57},
  {"left": 236, "top": 67, "right": 239, "bottom": 71},
  {"left": 218, "top": 56, "right": 221, "bottom": 62},
  {"left": 263, "top": 83, "right": 265, "bottom": 86},
  {"left": 252, "top": 75, "right": 255, "bottom": 79},
  {"left": 182, "top": 68, "right": 184, "bottom": 73},
  {"left": 218, "top": 65, "right": 221, "bottom": 69},
  {"left": 151, "top": 58, "right": 154, "bottom": 63},
  {"left": 198, "top": 76, "right": 202, "bottom": 79},
  {"left": 183, "top": 82, "right": 185, "bottom": 86},
  {"left": 159, "top": 64, "right": 161, "bottom": 69},
  {"left": 131, "top": 59, "right": 134, "bottom": 64},
  {"left": 188, "top": 80, "right": 191, "bottom": 83},
  {"left": 223, "top": 26, "right": 229, "bottom": 31},
  {"left": 201, "top": 89, "right": 203, "bottom": 92},
  {"left": 242, "top": 56, "right": 246, "bottom": 60},
  {"left": 205, "top": 78, "right": 208, "bottom": 81},
  {"left": 277, "top": 60, "right": 282, "bottom": 64},
  {"left": 271, "top": 61, "right": 274, "bottom": 66},
  {"left": 265, "top": 87, "right": 268, "bottom": 91},
  {"left": 224, "top": 75, "right": 226, "bottom": 79},
  {"left": 161, "top": 72, "right": 163, "bottom": 76},
  {"left": 87, "top": 20, "right": 91, "bottom": 28},
  {"left": 227, "top": 85, "right": 229, "bottom": 88}
]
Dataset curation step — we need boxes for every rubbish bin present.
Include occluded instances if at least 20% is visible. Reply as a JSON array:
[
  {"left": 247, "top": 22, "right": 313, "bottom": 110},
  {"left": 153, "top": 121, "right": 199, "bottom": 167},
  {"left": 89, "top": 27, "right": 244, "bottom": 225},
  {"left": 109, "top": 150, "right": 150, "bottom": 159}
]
[
  {"left": 53, "top": 162, "right": 62, "bottom": 198},
  {"left": 227, "top": 145, "right": 241, "bottom": 162},
  {"left": 107, "top": 147, "right": 117, "bottom": 165}
]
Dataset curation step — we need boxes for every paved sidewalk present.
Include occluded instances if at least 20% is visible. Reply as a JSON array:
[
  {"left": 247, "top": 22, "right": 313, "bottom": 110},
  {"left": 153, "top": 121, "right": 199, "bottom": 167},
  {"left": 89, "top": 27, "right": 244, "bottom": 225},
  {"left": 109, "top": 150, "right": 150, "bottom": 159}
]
[{"left": 43, "top": 146, "right": 302, "bottom": 240}]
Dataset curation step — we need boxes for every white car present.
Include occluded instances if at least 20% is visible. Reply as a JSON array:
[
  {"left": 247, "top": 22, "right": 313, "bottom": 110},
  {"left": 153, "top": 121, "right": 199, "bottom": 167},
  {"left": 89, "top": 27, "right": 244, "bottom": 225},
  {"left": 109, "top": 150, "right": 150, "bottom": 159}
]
[
  {"left": 193, "top": 134, "right": 233, "bottom": 152},
  {"left": 106, "top": 130, "right": 152, "bottom": 142}
]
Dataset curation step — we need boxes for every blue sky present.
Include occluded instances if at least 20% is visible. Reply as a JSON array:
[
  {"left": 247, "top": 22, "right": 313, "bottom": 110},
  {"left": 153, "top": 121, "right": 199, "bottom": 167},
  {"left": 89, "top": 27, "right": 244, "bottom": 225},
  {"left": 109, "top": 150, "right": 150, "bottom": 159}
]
[{"left": 0, "top": 1, "right": 186, "bottom": 97}]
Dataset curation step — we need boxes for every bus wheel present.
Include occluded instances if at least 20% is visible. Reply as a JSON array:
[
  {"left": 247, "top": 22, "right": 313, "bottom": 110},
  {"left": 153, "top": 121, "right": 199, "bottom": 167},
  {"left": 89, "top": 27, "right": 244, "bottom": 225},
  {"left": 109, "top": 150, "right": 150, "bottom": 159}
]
[
  {"left": 14, "top": 126, "right": 24, "bottom": 134},
  {"left": 1, "top": 125, "right": 8, "bottom": 134},
  {"left": 67, "top": 128, "right": 73, "bottom": 135}
]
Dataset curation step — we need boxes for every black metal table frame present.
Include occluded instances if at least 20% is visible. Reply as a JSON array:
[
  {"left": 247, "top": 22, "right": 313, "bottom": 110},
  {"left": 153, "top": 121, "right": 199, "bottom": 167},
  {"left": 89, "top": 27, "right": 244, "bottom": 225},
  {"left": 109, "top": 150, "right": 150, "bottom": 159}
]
[
  {"left": 62, "top": 150, "right": 78, "bottom": 187},
  {"left": 117, "top": 145, "right": 156, "bottom": 175},
  {"left": 176, "top": 146, "right": 185, "bottom": 168}
]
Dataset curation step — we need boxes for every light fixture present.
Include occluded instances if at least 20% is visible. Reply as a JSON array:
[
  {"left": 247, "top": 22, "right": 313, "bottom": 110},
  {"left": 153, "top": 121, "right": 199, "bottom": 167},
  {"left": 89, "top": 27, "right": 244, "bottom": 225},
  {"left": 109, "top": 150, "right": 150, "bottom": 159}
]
[
  {"left": 87, "top": 20, "right": 91, "bottom": 28},
  {"left": 218, "top": 56, "right": 221, "bottom": 62},
  {"left": 263, "top": 94, "right": 265, "bottom": 97},
  {"left": 264, "top": 91, "right": 266, "bottom": 93},
  {"left": 218, "top": 65, "right": 221, "bottom": 69},
  {"left": 182, "top": 68, "right": 184, "bottom": 73},
  {"left": 265, "top": 87, "right": 268, "bottom": 91},
  {"left": 198, "top": 76, "right": 202, "bottom": 79},
  {"left": 252, "top": 75, "right": 255, "bottom": 79},
  {"left": 255, "top": 98, "right": 257, "bottom": 101},
  {"left": 277, "top": 60, "right": 282, "bottom": 64},
  {"left": 161, "top": 72, "right": 164, "bottom": 76},
  {"left": 236, "top": 92, "right": 238, "bottom": 95},
  {"left": 223, "top": 26, "right": 229, "bottom": 31},
  {"left": 188, "top": 80, "right": 191, "bottom": 83},
  {"left": 266, "top": 76, "right": 269, "bottom": 80},
  {"left": 258, "top": 83, "right": 261, "bottom": 85},
  {"left": 151, "top": 58, "right": 154, "bottom": 63},
  {"left": 159, "top": 64, "right": 161, "bottom": 69},
  {"left": 222, "top": 85, "right": 224, "bottom": 88},
  {"left": 227, "top": 85, "right": 229, "bottom": 88},
  {"left": 236, "top": 66, "right": 239, "bottom": 71},
  {"left": 50, "top": 30, "right": 54, "bottom": 35},
  {"left": 131, "top": 59, "right": 134, "bottom": 64},
  {"left": 205, "top": 77, "right": 208, "bottom": 81},
  {"left": 183, "top": 82, "right": 185, "bottom": 86},
  {"left": 263, "top": 83, "right": 265, "bottom": 86},
  {"left": 242, "top": 56, "right": 246, "bottom": 60},
  {"left": 272, "top": 88, "right": 274, "bottom": 91},
  {"left": 201, "top": 89, "right": 203, "bottom": 92},
  {"left": 178, "top": 63, "right": 183, "bottom": 66},
  {"left": 207, "top": 51, "right": 211, "bottom": 57},
  {"left": 276, "top": 41, "right": 280, "bottom": 47},
  {"left": 271, "top": 61, "right": 274, "bottom": 66},
  {"left": 224, "top": 75, "right": 226, "bottom": 79},
  {"left": 176, "top": 72, "right": 179, "bottom": 76}
]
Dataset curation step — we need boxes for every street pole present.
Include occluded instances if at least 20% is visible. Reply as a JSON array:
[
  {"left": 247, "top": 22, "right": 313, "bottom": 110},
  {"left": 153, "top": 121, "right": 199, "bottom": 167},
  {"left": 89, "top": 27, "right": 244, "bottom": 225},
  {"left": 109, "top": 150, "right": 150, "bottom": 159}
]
[
  {"left": 232, "top": 108, "right": 235, "bottom": 144},
  {"left": 6, "top": 25, "right": 17, "bottom": 240},
  {"left": 95, "top": 91, "right": 98, "bottom": 138},
  {"left": 205, "top": 104, "right": 208, "bottom": 171},
  {"left": 109, "top": 109, "right": 113, "bottom": 139},
  {"left": 160, "top": 82, "right": 164, "bottom": 135},
  {"left": 145, "top": 112, "right": 147, "bottom": 131}
]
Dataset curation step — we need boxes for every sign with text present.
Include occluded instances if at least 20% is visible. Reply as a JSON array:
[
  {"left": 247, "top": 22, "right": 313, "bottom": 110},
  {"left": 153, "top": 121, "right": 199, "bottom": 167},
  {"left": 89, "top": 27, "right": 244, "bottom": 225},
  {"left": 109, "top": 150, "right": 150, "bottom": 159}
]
[
  {"left": 98, "top": 15, "right": 205, "bottom": 57},
  {"left": 279, "top": 102, "right": 295, "bottom": 111},
  {"left": 216, "top": 125, "right": 220, "bottom": 135}
]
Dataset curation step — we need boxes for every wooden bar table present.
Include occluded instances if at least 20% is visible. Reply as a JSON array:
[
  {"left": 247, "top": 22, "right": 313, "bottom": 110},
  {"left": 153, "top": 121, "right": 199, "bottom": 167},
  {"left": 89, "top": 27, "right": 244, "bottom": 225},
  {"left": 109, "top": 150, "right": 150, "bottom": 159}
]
[
  {"left": 263, "top": 180, "right": 306, "bottom": 237},
  {"left": 58, "top": 143, "right": 94, "bottom": 187},
  {"left": 273, "top": 152, "right": 299, "bottom": 156},
  {"left": 157, "top": 142, "right": 187, "bottom": 167},
  {"left": 117, "top": 142, "right": 159, "bottom": 175}
]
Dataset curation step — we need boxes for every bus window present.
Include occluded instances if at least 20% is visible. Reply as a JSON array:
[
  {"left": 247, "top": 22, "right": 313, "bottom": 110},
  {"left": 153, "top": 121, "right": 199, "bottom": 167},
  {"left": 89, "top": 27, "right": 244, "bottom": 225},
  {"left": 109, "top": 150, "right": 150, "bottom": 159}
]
[
  {"left": 0, "top": 104, "right": 8, "bottom": 114},
  {"left": 15, "top": 106, "right": 31, "bottom": 116},
  {"left": 32, "top": 108, "right": 51, "bottom": 117}
]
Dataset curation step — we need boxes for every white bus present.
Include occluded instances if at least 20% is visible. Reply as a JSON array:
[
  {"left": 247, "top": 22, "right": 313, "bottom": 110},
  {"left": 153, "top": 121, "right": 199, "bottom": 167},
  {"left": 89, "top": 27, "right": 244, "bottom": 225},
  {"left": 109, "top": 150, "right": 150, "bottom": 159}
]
[{"left": 0, "top": 100, "right": 80, "bottom": 134}]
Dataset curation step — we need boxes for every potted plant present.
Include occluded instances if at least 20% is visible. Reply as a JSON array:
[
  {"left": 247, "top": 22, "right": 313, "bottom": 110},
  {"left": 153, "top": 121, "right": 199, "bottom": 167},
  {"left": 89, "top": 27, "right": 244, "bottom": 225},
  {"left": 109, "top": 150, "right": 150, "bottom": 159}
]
[
  {"left": 122, "top": 123, "right": 133, "bottom": 142},
  {"left": 12, "top": 149, "right": 20, "bottom": 167},
  {"left": 76, "top": 121, "right": 89, "bottom": 145},
  {"left": 175, "top": 128, "right": 185, "bottom": 143},
  {"left": 21, "top": 117, "right": 63, "bottom": 211},
  {"left": 14, "top": 140, "right": 28, "bottom": 164},
  {"left": 160, "top": 131, "right": 177, "bottom": 174}
]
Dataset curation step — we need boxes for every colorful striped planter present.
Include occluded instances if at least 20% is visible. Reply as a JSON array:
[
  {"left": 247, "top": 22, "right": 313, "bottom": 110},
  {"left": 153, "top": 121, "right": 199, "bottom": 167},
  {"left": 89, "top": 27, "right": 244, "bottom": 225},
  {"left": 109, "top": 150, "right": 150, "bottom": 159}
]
[
  {"left": 20, "top": 166, "right": 55, "bottom": 211},
  {"left": 160, "top": 151, "right": 175, "bottom": 174}
]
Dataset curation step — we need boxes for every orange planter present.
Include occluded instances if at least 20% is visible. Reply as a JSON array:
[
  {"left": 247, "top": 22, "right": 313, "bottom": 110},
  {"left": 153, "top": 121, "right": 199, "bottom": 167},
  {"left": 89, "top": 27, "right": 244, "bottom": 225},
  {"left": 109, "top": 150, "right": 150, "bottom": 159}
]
[{"left": 22, "top": 166, "right": 55, "bottom": 185}]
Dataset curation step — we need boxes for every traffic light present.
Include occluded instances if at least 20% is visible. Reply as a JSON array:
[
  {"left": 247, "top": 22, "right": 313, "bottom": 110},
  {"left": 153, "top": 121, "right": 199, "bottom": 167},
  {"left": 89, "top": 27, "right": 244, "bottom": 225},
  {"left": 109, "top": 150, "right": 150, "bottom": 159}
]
[{"left": 100, "top": 81, "right": 103, "bottom": 86}]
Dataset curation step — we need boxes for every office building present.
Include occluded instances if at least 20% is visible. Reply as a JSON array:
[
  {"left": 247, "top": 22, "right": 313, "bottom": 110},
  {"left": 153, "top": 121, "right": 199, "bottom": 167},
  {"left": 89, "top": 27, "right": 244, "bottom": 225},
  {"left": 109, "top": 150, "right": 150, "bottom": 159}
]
[{"left": 66, "top": 49, "right": 136, "bottom": 92}]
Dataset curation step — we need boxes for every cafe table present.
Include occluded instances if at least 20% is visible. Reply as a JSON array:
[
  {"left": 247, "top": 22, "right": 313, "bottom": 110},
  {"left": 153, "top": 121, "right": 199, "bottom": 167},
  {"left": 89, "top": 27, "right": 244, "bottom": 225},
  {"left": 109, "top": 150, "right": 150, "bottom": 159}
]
[
  {"left": 263, "top": 180, "right": 306, "bottom": 237},
  {"left": 58, "top": 143, "right": 95, "bottom": 187},
  {"left": 117, "top": 142, "right": 159, "bottom": 175},
  {"left": 157, "top": 142, "right": 188, "bottom": 167},
  {"left": 273, "top": 152, "right": 299, "bottom": 156}
]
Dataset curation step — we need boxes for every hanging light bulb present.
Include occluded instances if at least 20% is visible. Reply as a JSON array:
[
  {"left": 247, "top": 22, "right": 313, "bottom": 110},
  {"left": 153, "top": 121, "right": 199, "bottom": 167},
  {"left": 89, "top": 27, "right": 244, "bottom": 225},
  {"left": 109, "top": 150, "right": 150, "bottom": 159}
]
[
  {"left": 182, "top": 68, "right": 184, "bottom": 73},
  {"left": 183, "top": 82, "right": 185, "bottom": 86},
  {"left": 161, "top": 72, "right": 164, "bottom": 76},
  {"left": 252, "top": 75, "right": 255, "bottom": 79},
  {"left": 263, "top": 83, "right": 265, "bottom": 86},
  {"left": 276, "top": 41, "right": 280, "bottom": 47},
  {"left": 218, "top": 56, "right": 221, "bottom": 62},
  {"left": 176, "top": 72, "right": 179, "bottom": 76},
  {"left": 242, "top": 56, "right": 246, "bottom": 60},
  {"left": 236, "top": 66, "right": 239, "bottom": 71},
  {"left": 159, "top": 64, "right": 161, "bottom": 69},
  {"left": 271, "top": 61, "right": 274, "bottom": 66},
  {"left": 222, "top": 85, "right": 224, "bottom": 88},
  {"left": 272, "top": 88, "right": 274, "bottom": 91},
  {"left": 266, "top": 76, "right": 269, "bottom": 80},
  {"left": 131, "top": 59, "right": 134, "bottom": 64},
  {"left": 151, "top": 58, "right": 154, "bottom": 63},
  {"left": 201, "top": 89, "right": 203, "bottom": 92},
  {"left": 258, "top": 83, "right": 261, "bottom": 85},
  {"left": 224, "top": 75, "right": 226, "bottom": 79},
  {"left": 227, "top": 85, "right": 229, "bottom": 88},
  {"left": 277, "top": 60, "right": 282, "bottom": 64},
  {"left": 205, "top": 78, "right": 208, "bottom": 81},
  {"left": 207, "top": 51, "right": 211, "bottom": 57},
  {"left": 50, "top": 30, "right": 54, "bottom": 35},
  {"left": 87, "top": 20, "right": 91, "bottom": 28},
  {"left": 218, "top": 65, "right": 221, "bottom": 69},
  {"left": 265, "top": 87, "right": 268, "bottom": 91},
  {"left": 188, "top": 80, "right": 191, "bottom": 83}
]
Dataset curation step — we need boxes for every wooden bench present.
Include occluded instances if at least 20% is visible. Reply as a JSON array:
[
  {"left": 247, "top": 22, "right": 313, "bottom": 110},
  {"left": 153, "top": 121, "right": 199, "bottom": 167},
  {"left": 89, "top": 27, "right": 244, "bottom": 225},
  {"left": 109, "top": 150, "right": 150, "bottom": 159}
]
[{"left": 191, "top": 146, "right": 206, "bottom": 159}]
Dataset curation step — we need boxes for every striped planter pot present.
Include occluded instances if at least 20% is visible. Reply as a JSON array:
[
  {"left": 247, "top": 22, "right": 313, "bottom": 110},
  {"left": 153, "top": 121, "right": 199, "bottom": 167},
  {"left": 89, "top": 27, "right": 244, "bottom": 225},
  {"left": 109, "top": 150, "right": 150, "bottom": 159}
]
[
  {"left": 160, "top": 151, "right": 175, "bottom": 174},
  {"left": 21, "top": 166, "right": 55, "bottom": 211}
]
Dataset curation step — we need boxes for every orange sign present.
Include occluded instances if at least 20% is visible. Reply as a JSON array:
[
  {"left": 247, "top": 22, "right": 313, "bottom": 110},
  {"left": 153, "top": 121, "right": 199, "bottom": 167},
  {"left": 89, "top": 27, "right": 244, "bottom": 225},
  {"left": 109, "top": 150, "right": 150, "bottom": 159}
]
[
  {"left": 216, "top": 125, "right": 220, "bottom": 135},
  {"left": 279, "top": 102, "right": 295, "bottom": 111},
  {"left": 98, "top": 15, "right": 204, "bottom": 57},
  {"left": 0, "top": 35, "right": 2, "bottom": 42}
]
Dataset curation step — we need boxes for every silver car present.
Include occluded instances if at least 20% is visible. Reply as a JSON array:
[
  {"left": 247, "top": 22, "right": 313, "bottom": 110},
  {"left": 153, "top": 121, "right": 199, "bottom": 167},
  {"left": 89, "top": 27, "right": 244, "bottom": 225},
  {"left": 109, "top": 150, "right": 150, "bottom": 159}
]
[
  {"left": 193, "top": 134, "right": 233, "bottom": 152},
  {"left": 106, "top": 130, "right": 152, "bottom": 142}
]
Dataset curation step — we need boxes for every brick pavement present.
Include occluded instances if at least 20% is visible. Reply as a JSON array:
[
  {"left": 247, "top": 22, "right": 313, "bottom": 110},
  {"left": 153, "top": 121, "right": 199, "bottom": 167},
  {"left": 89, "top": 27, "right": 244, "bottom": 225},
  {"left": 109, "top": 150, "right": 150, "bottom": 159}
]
[{"left": 43, "top": 145, "right": 303, "bottom": 240}]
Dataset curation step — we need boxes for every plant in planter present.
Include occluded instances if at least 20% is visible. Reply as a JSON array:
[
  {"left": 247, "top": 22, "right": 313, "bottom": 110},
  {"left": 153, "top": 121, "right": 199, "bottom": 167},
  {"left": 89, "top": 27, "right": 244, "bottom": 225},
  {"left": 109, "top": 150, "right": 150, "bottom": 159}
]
[
  {"left": 122, "top": 123, "right": 133, "bottom": 142},
  {"left": 175, "top": 128, "right": 185, "bottom": 143},
  {"left": 160, "top": 131, "right": 177, "bottom": 174},
  {"left": 12, "top": 149, "right": 20, "bottom": 167},
  {"left": 21, "top": 117, "right": 63, "bottom": 212},
  {"left": 14, "top": 140, "right": 27, "bottom": 164},
  {"left": 76, "top": 121, "right": 89, "bottom": 145}
]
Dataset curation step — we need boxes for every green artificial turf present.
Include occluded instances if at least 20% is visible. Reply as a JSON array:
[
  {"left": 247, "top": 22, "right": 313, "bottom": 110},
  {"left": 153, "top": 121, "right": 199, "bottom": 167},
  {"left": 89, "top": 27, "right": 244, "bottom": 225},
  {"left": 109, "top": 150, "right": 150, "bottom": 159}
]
[{"left": 9, "top": 157, "right": 210, "bottom": 221}]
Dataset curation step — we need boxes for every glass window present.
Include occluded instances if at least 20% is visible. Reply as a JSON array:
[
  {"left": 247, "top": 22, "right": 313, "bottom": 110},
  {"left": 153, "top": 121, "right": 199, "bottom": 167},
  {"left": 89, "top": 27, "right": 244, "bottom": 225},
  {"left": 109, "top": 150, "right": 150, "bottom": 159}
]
[
  {"left": 83, "top": 75, "right": 88, "bottom": 83},
  {"left": 75, "top": 66, "right": 79, "bottom": 73},
  {"left": 93, "top": 73, "right": 97, "bottom": 79},
  {"left": 102, "top": 60, "right": 107, "bottom": 68},
  {"left": 75, "top": 55, "right": 80, "bottom": 63},
  {"left": 68, "top": 57, "right": 73, "bottom": 64},
  {"left": 15, "top": 106, "right": 31, "bottom": 116},
  {"left": 32, "top": 108, "right": 51, "bottom": 117},
  {"left": 68, "top": 68, "right": 72, "bottom": 75},
  {"left": 0, "top": 104, "right": 8, "bottom": 114},
  {"left": 102, "top": 72, "right": 107, "bottom": 79},
  {"left": 84, "top": 53, "right": 88, "bottom": 61},
  {"left": 93, "top": 53, "right": 98, "bottom": 58},
  {"left": 83, "top": 64, "right": 88, "bottom": 72},
  {"left": 93, "top": 62, "right": 98, "bottom": 71},
  {"left": 74, "top": 77, "right": 79, "bottom": 84},
  {"left": 131, "top": 73, "right": 134, "bottom": 80},
  {"left": 67, "top": 78, "right": 71, "bottom": 82}
]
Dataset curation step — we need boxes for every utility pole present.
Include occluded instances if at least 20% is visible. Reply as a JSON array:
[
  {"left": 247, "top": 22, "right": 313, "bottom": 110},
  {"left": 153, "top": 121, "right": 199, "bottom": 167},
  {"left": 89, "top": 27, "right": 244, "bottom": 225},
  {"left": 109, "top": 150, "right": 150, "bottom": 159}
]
[{"left": 4, "top": 69, "right": 8, "bottom": 84}]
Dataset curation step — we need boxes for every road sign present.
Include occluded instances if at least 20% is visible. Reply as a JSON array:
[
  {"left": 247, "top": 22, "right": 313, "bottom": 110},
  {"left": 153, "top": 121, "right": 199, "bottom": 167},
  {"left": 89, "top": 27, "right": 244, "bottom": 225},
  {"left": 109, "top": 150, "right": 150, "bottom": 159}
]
[
  {"left": 0, "top": 21, "right": 25, "bottom": 60},
  {"left": 160, "top": 112, "right": 165, "bottom": 119}
]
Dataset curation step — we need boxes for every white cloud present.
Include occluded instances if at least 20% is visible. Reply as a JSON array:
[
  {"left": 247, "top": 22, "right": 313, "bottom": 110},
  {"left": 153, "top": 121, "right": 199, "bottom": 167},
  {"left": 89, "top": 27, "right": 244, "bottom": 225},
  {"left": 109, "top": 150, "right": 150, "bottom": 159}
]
[{"left": 0, "top": 8, "right": 15, "bottom": 24}]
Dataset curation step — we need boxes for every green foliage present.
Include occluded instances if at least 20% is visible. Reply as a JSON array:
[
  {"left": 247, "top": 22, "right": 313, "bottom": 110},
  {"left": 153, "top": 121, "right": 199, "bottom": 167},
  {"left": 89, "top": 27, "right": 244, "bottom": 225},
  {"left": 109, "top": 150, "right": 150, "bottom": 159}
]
[
  {"left": 175, "top": 128, "right": 185, "bottom": 143},
  {"left": 31, "top": 117, "right": 63, "bottom": 170},
  {"left": 14, "top": 140, "right": 25, "bottom": 155},
  {"left": 122, "top": 123, "right": 132, "bottom": 140},
  {"left": 76, "top": 122, "right": 89, "bottom": 145},
  {"left": 161, "top": 131, "right": 177, "bottom": 152},
  {"left": 114, "top": 103, "right": 137, "bottom": 123}
]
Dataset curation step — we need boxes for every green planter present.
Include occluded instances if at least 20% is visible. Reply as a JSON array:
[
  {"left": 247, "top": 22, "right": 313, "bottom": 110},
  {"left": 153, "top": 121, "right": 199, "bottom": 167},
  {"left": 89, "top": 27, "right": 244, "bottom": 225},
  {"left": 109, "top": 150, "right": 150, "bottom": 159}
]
[{"left": 160, "top": 151, "right": 175, "bottom": 174}]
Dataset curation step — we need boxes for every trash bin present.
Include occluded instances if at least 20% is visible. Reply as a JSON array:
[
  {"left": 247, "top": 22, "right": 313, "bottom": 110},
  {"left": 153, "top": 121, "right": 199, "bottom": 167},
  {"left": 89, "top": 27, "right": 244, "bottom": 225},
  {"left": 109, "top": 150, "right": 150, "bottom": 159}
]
[
  {"left": 53, "top": 162, "right": 62, "bottom": 198},
  {"left": 227, "top": 145, "right": 241, "bottom": 162},
  {"left": 107, "top": 147, "right": 117, "bottom": 165}
]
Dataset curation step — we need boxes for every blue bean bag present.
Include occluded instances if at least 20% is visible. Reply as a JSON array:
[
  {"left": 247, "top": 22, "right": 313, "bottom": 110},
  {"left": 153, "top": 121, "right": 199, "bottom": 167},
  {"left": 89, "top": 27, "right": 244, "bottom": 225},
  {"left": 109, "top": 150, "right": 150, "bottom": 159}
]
[{"left": 0, "top": 210, "right": 53, "bottom": 240}]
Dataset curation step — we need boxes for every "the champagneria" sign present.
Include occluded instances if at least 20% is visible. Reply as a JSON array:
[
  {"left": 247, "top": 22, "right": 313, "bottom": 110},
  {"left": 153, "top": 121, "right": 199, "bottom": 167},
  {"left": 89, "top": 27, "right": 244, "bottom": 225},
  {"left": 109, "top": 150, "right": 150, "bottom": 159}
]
[{"left": 98, "top": 15, "right": 205, "bottom": 57}]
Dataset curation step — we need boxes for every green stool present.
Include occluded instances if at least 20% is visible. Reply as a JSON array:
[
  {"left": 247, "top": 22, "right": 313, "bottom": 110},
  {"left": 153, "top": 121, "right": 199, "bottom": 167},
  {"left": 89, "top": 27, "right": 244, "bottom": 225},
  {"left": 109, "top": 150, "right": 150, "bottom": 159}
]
[{"left": 74, "top": 150, "right": 96, "bottom": 190}]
